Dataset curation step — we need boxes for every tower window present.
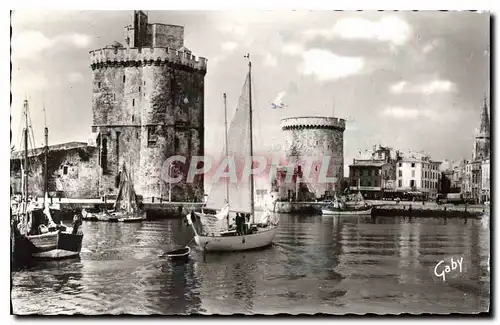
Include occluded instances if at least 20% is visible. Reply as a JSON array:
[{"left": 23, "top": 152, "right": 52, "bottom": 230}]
[
  {"left": 123, "top": 75, "right": 126, "bottom": 83},
  {"left": 63, "top": 166, "right": 68, "bottom": 175},
  {"left": 139, "top": 86, "right": 141, "bottom": 93},
  {"left": 132, "top": 99, "right": 135, "bottom": 107},
  {"left": 113, "top": 93, "right": 116, "bottom": 101},
  {"left": 98, "top": 82, "right": 101, "bottom": 88},
  {"left": 147, "top": 126, "right": 157, "bottom": 147},
  {"left": 132, "top": 115, "right": 135, "bottom": 122},
  {"left": 174, "top": 136, "right": 180, "bottom": 152}
]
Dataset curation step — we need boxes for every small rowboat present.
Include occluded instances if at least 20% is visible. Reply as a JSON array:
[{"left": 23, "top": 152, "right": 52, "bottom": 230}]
[{"left": 164, "top": 246, "right": 191, "bottom": 261}]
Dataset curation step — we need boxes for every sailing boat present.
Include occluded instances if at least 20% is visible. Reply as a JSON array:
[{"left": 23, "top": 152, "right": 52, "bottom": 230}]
[
  {"left": 11, "top": 99, "right": 83, "bottom": 261},
  {"left": 185, "top": 55, "right": 279, "bottom": 252},
  {"left": 82, "top": 164, "right": 146, "bottom": 222},
  {"left": 115, "top": 164, "right": 146, "bottom": 222}
]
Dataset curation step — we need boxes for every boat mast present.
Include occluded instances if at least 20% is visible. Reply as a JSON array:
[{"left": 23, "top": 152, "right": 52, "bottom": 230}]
[
  {"left": 223, "top": 93, "right": 230, "bottom": 205},
  {"left": 23, "top": 99, "right": 29, "bottom": 212},
  {"left": 43, "top": 103, "right": 48, "bottom": 205},
  {"left": 245, "top": 53, "right": 255, "bottom": 222}
]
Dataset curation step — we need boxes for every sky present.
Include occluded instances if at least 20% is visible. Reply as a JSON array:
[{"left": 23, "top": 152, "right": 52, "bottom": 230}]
[{"left": 10, "top": 10, "right": 490, "bottom": 177}]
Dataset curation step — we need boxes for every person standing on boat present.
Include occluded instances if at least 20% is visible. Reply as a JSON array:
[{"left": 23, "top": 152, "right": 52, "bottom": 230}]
[{"left": 72, "top": 213, "right": 82, "bottom": 235}]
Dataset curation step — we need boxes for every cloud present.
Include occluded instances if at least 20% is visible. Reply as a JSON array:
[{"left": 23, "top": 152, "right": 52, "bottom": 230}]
[
  {"left": 12, "top": 31, "right": 53, "bottom": 59},
  {"left": 299, "top": 49, "right": 364, "bottom": 81},
  {"left": 221, "top": 41, "right": 239, "bottom": 53},
  {"left": 303, "top": 16, "right": 411, "bottom": 46},
  {"left": 390, "top": 81, "right": 407, "bottom": 93},
  {"left": 390, "top": 79, "right": 457, "bottom": 94},
  {"left": 281, "top": 43, "right": 304, "bottom": 56},
  {"left": 380, "top": 106, "right": 438, "bottom": 120},
  {"left": 12, "top": 30, "right": 93, "bottom": 60},
  {"left": 68, "top": 72, "right": 84, "bottom": 83},
  {"left": 419, "top": 80, "right": 456, "bottom": 94},
  {"left": 263, "top": 53, "right": 277, "bottom": 67},
  {"left": 62, "top": 33, "right": 92, "bottom": 48}
]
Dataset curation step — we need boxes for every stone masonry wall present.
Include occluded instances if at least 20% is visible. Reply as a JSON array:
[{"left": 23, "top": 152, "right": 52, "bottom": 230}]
[{"left": 10, "top": 147, "right": 99, "bottom": 198}]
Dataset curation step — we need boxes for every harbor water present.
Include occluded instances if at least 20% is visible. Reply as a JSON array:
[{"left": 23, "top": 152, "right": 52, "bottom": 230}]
[{"left": 11, "top": 213, "right": 490, "bottom": 315}]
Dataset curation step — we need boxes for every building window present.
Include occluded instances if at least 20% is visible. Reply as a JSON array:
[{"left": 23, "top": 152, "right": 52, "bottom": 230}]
[
  {"left": 132, "top": 99, "right": 135, "bottom": 107},
  {"left": 98, "top": 82, "right": 101, "bottom": 88},
  {"left": 147, "top": 126, "right": 157, "bottom": 147},
  {"left": 411, "top": 163, "right": 415, "bottom": 168},
  {"left": 174, "top": 135, "right": 180, "bottom": 152},
  {"left": 410, "top": 180, "right": 415, "bottom": 188},
  {"left": 411, "top": 170, "right": 415, "bottom": 177},
  {"left": 399, "top": 170, "right": 402, "bottom": 177},
  {"left": 399, "top": 162, "right": 402, "bottom": 167},
  {"left": 144, "top": 81, "right": 146, "bottom": 85},
  {"left": 63, "top": 166, "right": 68, "bottom": 175},
  {"left": 100, "top": 137, "right": 108, "bottom": 173},
  {"left": 113, "top": 93, "right": 116, "bottom": 101},
  {"left": 123, "top": 75, "right": 126, "bottom": 83},
  {"left": 398, "top": 180, "right": 402, "bottom": 187},
  {"left": 139, "top": 86, "right": 141, "bottom": 93},
  {"left": 132, "top": 115, "right": 135, "bottom": 122}
]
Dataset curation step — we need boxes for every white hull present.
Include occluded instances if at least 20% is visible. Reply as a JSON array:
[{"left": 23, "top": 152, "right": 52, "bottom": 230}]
[
  {"left": 194, "top": 227, "right": 278, "bottom": 252},
  {"left": 321, "top": 207, "right": 372, "bottom": 216}
]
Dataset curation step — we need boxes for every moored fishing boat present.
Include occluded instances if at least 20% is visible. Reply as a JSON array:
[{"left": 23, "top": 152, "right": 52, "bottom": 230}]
[
  {"left": 321, "top": 191, "right": 373, "bottom": 216},
  {"left": 11, "top": 99, "right": 83, "bottom": 263}
]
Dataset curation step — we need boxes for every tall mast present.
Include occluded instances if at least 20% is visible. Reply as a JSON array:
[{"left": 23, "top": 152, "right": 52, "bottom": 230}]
[
  {"left": 23, "top": 99, "right": 29, "bottom": 209},
  {"left": 223, "top": 93, "right": 230, "bottom": 205},
  {"left": 43, "top": 103, "right": 48, "bottom": 203},
  {"left": 245, "top": 53, "right": 255, "bottom": 221}
]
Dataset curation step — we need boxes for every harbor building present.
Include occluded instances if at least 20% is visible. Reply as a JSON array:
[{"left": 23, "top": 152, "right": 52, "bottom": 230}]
[
  {"left": 89, "top": 10, "right": 207, "bottom": 201},
  {"left": 395, "top": 151, "right": 441, "bottom": 200},
  {"left": 280, "top": 116, "right": 346, "bottom": 199},
  {"left": 11, "top": 142, "right": 98, "bottom": 199},
  {"left": 348, "top": 145, "right": 399, "bottom": 199}
]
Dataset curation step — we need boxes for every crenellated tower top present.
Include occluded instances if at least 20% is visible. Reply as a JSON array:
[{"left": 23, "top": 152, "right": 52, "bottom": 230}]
[
  {"left": 281, "top": 116, "right": 346, "bottom": 131},
  {"left": 90, "top": 10, "right": 206, "bottom": 72}
]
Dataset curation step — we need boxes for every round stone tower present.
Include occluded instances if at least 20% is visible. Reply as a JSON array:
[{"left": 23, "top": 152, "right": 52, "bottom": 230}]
[
  {"left": 281, "top": 116, "right": 346, "bottom": 197},
  {"left": 89, "top": 11, "right": 207, "bottom": 201}
]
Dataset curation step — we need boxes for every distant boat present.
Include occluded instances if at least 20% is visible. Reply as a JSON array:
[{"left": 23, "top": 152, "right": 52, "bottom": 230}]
[
  {"left": 82, "top": 164, "right": 146, "bottom": 223},
  {"left": 11, "top": 99, "right": 83, "bottom": 263},
  {"left": 321, "top": 191, "right": 373, "bottom": 216},
  {"left": 185, "top": 55, "right": 279, "bottom": 252}
]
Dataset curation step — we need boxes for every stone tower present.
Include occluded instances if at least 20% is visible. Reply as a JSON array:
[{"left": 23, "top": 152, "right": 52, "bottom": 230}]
[
  {"left": 89, "top": 10, "right": 207, "bottom": 201},
  {"left": 281, "top": 116, "right": 346, "bottom": 197},
  {"left": 473, "top": 96, "right": 490, "bottom": 161}
]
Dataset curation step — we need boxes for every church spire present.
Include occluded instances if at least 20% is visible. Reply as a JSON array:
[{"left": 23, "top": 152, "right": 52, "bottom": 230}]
[{"left": 479, "top": 94, "right": 490, "bottom": 138}]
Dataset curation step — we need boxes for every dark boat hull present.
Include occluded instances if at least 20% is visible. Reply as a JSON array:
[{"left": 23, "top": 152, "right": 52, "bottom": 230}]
[
  {"left": 26, "top": 231, "right": 83, "bottom": 260},
  {"left": 166, "top": 246, "right": 191, "bottom": 261}
]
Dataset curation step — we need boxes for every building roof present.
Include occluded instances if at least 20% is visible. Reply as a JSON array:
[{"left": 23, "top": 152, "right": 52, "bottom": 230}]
[
  {"left": 10, "top": 142, "right": 93, "bottom": 160},
  {"left": 349, "top": 160, "right": 387, "bottom": 167}
]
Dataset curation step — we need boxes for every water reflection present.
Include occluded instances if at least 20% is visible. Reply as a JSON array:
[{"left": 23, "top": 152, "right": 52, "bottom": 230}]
[{"left": 11, "top": 214, "right": 490, "bottom": 315}]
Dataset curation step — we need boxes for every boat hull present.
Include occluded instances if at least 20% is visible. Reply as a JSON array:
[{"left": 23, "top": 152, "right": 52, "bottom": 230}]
[
  {"left": 321, "top": 207, "right": 373, "bottom": 216},
  {"left": 166, "top": 246, "right": 191, "bottom": 261},
  {"left": 194, "top": 227, "right": 278, "bottom": 252},
  {"left": 117, "top": 211, "right": 147, "bottom": 222},
  {"left": 27, "top": 231, "right": 83, "bottom": 260}
]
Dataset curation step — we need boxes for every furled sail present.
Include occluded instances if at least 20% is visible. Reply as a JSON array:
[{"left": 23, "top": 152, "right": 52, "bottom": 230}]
[
  {"left": 206, "top": 73, "right": 252, "bottom": 213},
  {"left": 114, "top": 165, "right": 138, "bottom": 213}
]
